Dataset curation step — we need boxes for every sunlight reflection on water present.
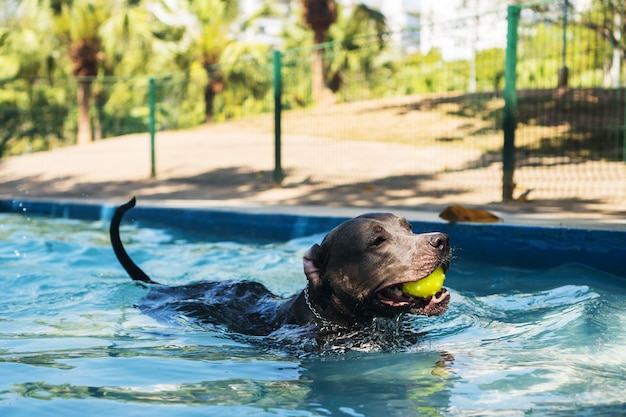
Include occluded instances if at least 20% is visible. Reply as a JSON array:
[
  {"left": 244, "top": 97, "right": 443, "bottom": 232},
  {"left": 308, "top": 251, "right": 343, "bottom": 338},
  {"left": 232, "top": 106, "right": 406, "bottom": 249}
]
[{"left": 0, "top": 213, "right": 625, "bottom": 416}]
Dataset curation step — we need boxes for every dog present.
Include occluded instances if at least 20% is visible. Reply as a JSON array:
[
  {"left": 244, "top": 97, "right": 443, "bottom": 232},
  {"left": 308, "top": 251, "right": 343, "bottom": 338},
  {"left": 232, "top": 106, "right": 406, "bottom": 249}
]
[{"left": 110, "top": 197, "right": 451, "bottom": 345}]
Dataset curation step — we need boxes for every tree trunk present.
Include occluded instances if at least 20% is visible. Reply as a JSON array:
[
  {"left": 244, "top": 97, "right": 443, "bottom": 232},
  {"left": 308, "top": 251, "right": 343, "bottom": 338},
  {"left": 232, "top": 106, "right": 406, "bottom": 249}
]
[
  {"left": 76, "top": 80, "right": 92, "bottom": 145},
  {"left": 312, "top": 46, "right": 324, "bottom": 104},
  {"left": 301, "top": 0, "right": 337, "bottom": 106},
  {"left": 93, "top": 90, "right": 104, "bottom": 141},
  {"left": 609, "top": 11, "right": 622, "bottom": 87},
  {"left": 204, "top": 82, "right": 215, "bottom": 123},
  {"left": 204, "top": 67, "right": 224, "bottom": 123},
  {"left": 311, "top": 28, "right": 331, "bottom": 105}
]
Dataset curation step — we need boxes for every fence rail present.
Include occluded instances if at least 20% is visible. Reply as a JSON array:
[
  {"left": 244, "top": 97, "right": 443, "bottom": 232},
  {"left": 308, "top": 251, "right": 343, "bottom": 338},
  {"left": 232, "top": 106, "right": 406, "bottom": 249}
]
[{"left": 1, "top": 0, "right": 625, "bottom": 205}]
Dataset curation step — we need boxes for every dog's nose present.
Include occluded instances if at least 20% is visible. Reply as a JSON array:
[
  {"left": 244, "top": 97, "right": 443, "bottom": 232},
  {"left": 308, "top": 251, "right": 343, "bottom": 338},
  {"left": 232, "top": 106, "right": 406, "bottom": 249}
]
[{"left": 428, "top": 233, "right": 449, "bottom": 250}]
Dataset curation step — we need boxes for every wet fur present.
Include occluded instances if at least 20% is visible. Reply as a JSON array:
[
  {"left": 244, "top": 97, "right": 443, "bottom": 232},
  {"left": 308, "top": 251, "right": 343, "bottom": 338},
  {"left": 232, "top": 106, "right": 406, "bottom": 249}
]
[{"left": 110, "top": 197, "right": 451, "bottom": 339}]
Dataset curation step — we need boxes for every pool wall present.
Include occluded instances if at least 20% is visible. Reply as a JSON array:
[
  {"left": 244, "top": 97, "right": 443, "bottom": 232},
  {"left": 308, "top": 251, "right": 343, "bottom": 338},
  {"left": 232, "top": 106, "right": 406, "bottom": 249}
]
[{"left": 1, "top": 199, "right": 624, "bottom": 278}]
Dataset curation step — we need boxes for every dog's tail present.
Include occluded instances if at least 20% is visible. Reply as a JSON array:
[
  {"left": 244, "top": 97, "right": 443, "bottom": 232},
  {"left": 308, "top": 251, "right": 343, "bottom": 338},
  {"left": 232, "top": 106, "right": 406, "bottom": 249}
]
[{"left": 109, "top": 197, "right": 159, "bottom": 284}]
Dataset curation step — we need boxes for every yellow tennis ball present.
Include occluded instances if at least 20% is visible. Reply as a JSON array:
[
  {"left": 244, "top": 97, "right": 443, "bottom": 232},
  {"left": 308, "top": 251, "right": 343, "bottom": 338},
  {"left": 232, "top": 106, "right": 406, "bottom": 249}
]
[{"left": 402, "top": 266, "right": 446, "bottom": 298}]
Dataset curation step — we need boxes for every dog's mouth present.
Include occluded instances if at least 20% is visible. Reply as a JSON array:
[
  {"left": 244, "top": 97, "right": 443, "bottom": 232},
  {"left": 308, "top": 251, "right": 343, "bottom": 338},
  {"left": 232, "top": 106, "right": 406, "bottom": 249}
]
[
  {"left": 377, "top": 287, "right": 449, "bottom": 315},
  {"left": 376, "top": 266, "right": 450, "bottom": 316}
]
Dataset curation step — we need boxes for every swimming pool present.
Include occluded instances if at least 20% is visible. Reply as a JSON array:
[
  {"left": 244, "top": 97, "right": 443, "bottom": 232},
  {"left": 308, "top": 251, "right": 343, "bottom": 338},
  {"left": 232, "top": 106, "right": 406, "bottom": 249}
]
[{"left": 1, "top": 200, "right": 625, "bottom": 416}]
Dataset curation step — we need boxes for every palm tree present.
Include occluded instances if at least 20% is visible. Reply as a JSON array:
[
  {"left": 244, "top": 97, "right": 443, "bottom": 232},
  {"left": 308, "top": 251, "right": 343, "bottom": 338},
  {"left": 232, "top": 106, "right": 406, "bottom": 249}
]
[
  {"left": 184, "top": 0, "right": 239, "bottom": 122},
  {"left": 0, "top": 0, "right": 62, "bottom": 157},
  {"left": 0, "top": 0, "right": 58, "bottom": 80},
  {"left": 300, "top": 0, "right": 337, "bottom": 104},
  {"left": 97, "top": 2, "right": 187, "bottom": 139},
  {"left": 51, "top": 0, "right": 114, "bottom": 145},
  {"left": 53, "top": 0, "right": 185, "bottom": 144},
  {"left": 325, "top": 4, "right": 387, "bottom": 94},
  {"left": 185, "top": 0, "right": 275, "bottom": 123}
]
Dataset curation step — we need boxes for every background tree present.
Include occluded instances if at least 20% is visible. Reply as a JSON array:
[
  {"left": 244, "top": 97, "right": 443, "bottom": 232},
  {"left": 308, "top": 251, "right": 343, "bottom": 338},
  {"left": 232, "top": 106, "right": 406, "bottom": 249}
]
[
  {"left": 0, "top": 0, "right": 64, "bottom": 157},
  {"left": 183, "top": 0, "right": 276, "bottom": 123},
  {"left": 185, "top": 0, "right": 239, "bottom": 123},
  {"left": 300, "top": 0, "right": 337, "bottom": 104},
  {"left": 325, "top": 3, "right": 387, "bottom": 96},
  {"left": 0, "top": 0, "right": 58, "bottom": 80},
  {"left": 579, "top": 0, "right": 624, "bottom": 86},
  {"left": 97, "top": 1, "right": 192, "bottom": 138},
  {"left": 53, "top": 0, "right": 186, "bottom": 143},
  {"left": 52, "top": 0, "right": 112, "bottom": 145}
]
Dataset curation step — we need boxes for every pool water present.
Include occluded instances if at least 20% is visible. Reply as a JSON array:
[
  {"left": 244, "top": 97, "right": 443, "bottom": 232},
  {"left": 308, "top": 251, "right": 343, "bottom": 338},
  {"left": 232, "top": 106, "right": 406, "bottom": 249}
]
[{"left": 1, "top": 213, "right": 625, "bottom": 416}]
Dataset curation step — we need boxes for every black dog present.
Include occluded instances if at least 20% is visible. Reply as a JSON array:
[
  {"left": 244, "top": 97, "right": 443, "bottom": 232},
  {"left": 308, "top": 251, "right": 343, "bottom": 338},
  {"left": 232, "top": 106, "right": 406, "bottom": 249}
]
[{"left": 110, "top": 197, "right": 451, "bottom": 341}]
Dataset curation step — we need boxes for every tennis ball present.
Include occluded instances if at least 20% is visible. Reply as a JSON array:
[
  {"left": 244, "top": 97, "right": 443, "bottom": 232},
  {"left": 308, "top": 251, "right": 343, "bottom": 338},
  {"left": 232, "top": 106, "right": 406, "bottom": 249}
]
[{"left": 402, "top": 266, "right": 446, "bottom": 298}]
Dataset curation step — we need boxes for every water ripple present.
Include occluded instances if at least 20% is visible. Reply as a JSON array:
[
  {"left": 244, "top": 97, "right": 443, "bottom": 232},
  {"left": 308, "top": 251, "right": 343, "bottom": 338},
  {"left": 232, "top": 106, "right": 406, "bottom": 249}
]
[{"left": 1, "top": 214, "right": 625, "bottom": 416}]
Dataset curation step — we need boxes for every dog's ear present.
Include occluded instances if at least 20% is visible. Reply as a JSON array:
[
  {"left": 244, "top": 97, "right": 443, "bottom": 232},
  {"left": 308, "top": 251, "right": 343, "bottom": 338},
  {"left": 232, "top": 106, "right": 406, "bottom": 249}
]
[{"left": 303, "top": 244, "right": 322, "bottom": 287}]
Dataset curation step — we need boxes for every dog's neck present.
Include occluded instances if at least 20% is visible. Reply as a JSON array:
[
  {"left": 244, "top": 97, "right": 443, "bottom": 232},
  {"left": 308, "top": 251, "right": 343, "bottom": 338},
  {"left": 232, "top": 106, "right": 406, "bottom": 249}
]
[{"left": 303, "top": 286, "right": 345, "bottom": 332}]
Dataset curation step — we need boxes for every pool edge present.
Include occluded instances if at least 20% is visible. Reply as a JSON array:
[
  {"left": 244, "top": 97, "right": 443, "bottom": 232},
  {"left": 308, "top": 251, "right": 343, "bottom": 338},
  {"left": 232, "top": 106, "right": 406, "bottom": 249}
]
[{"left": 1, "top": 197, "right": 625, "bottom": 279}]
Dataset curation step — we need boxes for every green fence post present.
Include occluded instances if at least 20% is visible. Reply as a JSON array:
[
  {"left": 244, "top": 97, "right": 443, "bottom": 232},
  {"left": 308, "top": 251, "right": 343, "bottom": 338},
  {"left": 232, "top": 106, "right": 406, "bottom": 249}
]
[
  {"left": 623, "top": 91, "right": 626, "bottom": 163},
  {"left": 273, "top": 50, "right": 284, "bottom": 185},
  {"left": 558, "top": 0, "right": 569, "bottom": 88},
  {"left": 502, "top": 5, "right": 521, "bottom": 201},
  {"left": 148, "top": 77, "right": 156, "bottom": 178}
]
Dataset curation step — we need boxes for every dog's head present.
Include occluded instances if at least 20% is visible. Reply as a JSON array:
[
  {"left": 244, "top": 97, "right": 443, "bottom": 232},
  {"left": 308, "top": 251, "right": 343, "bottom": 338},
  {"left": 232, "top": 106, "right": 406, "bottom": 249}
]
[{"left": 303, "top": 213, "right": 451, "bottom": 328}]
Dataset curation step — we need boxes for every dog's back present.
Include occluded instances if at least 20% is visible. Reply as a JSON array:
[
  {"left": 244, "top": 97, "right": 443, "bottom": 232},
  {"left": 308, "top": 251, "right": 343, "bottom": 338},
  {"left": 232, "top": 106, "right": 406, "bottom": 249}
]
[{"left": 109, "top": 197, "right": 301, "bottom": 335}]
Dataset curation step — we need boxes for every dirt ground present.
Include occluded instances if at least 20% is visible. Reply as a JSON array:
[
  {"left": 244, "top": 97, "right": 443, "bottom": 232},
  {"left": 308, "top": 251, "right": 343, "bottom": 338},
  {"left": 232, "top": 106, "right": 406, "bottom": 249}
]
[{"left": 0, "top": 122, "right": 624, "bottom": 229}]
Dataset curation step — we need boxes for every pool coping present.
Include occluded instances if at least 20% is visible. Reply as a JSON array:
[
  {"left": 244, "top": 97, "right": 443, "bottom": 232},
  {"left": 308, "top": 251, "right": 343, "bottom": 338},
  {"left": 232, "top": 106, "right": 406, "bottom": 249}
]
[{"left": 1, "top": 197, "right": 625, "bottom": 279}]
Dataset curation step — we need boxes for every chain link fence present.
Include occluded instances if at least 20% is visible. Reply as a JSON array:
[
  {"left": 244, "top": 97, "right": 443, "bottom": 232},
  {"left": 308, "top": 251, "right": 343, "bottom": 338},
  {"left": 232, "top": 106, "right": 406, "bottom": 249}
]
[
  {"left": 507, "top": 2, "right": 626, "bottom": 203},
  {"left": 1, "top": 0, "right": 624, "bottom": 205},
  {"left": 0, "top": 69, "right": 206, "bottom": 154},
  {"left": 275, "top": 9, "right": 511, "bottom": 203}
]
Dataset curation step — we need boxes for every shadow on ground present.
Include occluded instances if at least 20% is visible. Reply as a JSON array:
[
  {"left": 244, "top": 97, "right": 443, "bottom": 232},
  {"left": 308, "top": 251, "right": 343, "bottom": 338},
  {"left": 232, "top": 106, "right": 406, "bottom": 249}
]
[{"left": 1, "top": 166, "right": 622, "bottom": 218}]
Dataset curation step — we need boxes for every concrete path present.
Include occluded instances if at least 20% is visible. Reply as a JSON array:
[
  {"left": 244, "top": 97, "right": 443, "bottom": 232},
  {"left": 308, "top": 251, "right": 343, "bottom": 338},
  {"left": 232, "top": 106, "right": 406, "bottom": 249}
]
[{"left": 1, "top": 126, "right": 624, "bottom": 229}]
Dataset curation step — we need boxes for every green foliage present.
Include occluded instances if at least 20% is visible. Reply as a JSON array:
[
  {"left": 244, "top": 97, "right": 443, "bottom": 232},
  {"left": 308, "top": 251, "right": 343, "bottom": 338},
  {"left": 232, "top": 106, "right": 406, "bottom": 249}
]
[
  {"left": 476, "top": 48, "right": 505, "bottom": 90},
  {"left": 213, "top": 44, "right": 274, "bottom": 121},
  {"left": 0, "top": 78, "right": 68, "bottom": 157},
  {"left": 395, "top": 48, "right": 447, "bottom": 94},
  {"left": 0, "top": 0, "right": 623, "bottom": 158},
  {"left": 281, "top": 50, "right": 314, "bottom": 110},
  {"left": 516, "top": 15, "right": 619, "bottom": 89},
  {"left": 323, "top": 3, "right": 389, "bottom": 99}
]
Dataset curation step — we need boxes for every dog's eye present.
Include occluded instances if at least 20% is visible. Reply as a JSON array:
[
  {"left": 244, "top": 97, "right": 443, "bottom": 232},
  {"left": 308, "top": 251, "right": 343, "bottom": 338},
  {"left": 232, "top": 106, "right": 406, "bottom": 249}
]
[{"left": 369, "top": 236, "right": 387, "bottom": 247}]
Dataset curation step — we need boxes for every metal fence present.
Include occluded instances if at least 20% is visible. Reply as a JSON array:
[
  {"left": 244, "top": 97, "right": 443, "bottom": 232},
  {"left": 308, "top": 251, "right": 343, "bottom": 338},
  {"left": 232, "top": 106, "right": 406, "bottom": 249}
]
[
  {"left": 504, "top": 2, "right": 626, "bottom": 204},
  {"left": 275, "top": 9, "right": 512, "bottom": 204},
  {"left": 1, "top": 0, "right": 624, "bottom": 206}
]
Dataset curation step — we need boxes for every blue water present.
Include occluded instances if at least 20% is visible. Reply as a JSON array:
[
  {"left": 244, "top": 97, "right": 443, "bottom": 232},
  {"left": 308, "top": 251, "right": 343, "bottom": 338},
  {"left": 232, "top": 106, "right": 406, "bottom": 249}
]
[{"left": 1, "top": 213, "right": 625, "bottom": 416}]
